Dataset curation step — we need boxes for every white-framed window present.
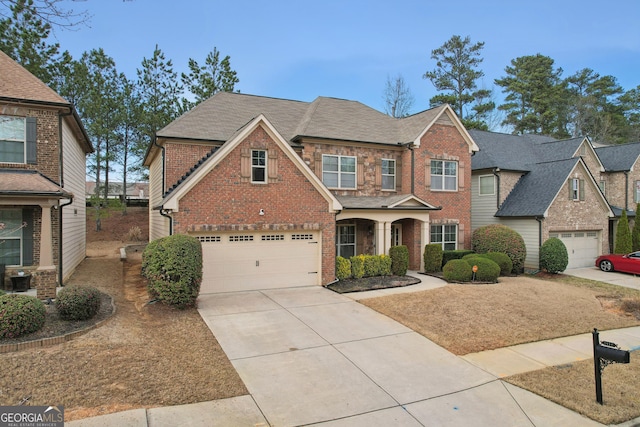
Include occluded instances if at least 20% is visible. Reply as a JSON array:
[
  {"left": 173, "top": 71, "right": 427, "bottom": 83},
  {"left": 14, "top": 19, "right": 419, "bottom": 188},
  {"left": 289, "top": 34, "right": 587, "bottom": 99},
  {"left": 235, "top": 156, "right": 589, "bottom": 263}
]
[
  {"left": 598, "top": 180, "right": 606, "bottom": 196},
  {"left": 635, "top": 181, "right": 640, "bottom": 203},
  {"left": 0, "top": 209, "right": 23, "bottom": 266},
  {"left": 0, "top": 116, "right": 26, "bottom": 163},
  {"left": 431, "top": 224, "right": 457, "bottom": 250},
  {"left": 323, "top": 155, "right": 356, "bottom": 189},
  {"left": 382, "top": 159, "right": 395, "bottom": 190},
  {"left": 336, "top": 224, "right": 356, "bottom": 258},
  {"left": 479, "top": 175, "right": 495, "bottom": 196},
  {"left": 251, "top": 150, "right": 266, "bottom": 183},
  {"left": 391, "top": 224, "right": 402, "bottom": 246},
  {"left": 431, "top": 160, "right": 457, "bottom": 191}
]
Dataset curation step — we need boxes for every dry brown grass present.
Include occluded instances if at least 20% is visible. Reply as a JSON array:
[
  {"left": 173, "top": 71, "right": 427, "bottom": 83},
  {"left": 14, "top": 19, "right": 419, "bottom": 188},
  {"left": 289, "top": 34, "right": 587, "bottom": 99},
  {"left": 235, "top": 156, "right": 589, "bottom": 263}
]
[{"left": 361, "top": 275, "right": 640, "bottom": 355}]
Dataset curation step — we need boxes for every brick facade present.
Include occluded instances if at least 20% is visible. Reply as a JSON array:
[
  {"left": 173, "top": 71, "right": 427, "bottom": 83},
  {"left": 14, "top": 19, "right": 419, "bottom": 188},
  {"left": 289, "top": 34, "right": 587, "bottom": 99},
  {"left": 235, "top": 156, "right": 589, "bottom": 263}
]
[{"left": 164, "top": 142, "right": 219, "bottom": 193}]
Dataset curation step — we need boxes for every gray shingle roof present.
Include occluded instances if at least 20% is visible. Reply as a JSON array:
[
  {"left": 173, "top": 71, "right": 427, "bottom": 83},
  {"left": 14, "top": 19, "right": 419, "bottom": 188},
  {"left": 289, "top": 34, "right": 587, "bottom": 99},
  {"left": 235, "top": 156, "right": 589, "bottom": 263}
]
[
  {"left": 595, "top": 142, "right": 640, "bottom": 172},
  {"left": 157, "top": 92, "right": 447, "bottom": 146},
  {"left": 469, "top": 130, "right": 557, "bottom": 171}
]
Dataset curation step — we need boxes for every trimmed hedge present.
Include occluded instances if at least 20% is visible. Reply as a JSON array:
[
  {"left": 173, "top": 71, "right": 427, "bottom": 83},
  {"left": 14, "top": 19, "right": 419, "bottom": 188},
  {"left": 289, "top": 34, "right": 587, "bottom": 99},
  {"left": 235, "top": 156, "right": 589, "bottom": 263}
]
[
  {"left": 379, "top": 254, "right": 392, "bottom": 276},
  {"left": 463, "top": 256, "right": 500, "bottom": 282},
  {"left": 389, "top": 245, "right": 409, "bottom": 276},
  {"left": 0, "top": 294, "right": 46, "bottom": 339},
  {"left": 336, "top": 256, "right": 351, "bottom": 280},
  {"left": 539, "top": 237, "right": 569, "bottom": 274},
  {"left": 472, "top": 224, "right": 526, "bottom": 274},
  {"left": 483, "top": 252, "right": 513, "bottom": 276},
  {"left": 442, "top": 250, "right": 475, "bottom": 267},
  {"left": 423, "top": 244, "right": 443, "bottom": 273},
  {"left": 56, "top": 285, "right": 102, "bottom": 321},
  {"left": 363, "top": 255, "right": 381, "bottom": 277},
  {"left": 350, "top": 255, "right": 365, "bottom": 279},
  {"left": 443, "top": 259, "right": 473, "bottom": 282},
  {"left": 142, "top": 234, "right": 203, "bottom": 309}
]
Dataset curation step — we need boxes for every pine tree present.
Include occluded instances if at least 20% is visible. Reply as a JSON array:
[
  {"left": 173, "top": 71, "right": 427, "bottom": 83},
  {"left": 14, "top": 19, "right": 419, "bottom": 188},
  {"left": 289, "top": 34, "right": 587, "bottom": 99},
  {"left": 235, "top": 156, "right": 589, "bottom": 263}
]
[{"left": 632, "top": 204, "right": 640, "bottom": 251}]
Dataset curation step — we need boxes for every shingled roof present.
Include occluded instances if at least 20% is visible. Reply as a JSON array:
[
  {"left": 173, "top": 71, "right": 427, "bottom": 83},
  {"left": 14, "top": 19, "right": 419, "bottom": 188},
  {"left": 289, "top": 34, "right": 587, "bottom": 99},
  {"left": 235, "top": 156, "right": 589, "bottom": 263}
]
[
  {"left": 595, "top": 142, "right": 640, "bottom": 172},
  {"left": 0, "top": 50, "right": 68, "bottom": 105}
]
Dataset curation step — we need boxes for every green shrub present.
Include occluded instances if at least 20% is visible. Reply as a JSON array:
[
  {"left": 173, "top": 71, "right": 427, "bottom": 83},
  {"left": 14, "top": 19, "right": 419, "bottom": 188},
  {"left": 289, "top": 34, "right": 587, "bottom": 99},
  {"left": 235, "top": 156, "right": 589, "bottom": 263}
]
[
  {"left": 482, "top": 252, "right": 513, "bottom": 276},
  {"left": 442, "top": 250, "right": 475, "bottom": 267},
  {"left": 423, "top": 244, "right": 443, "bottom": 273},
  {"left": 363, "top": 255, "right": 381, "bottom": 277},
  {"left": 463, "top": 257, "right": 500, "bottom": 282},
  {"left": 143, "top": 234, "right": 203, "bottom": 309},
  {"left": 615, "top": 210, "right": 633, "bottom": 254},
  {"left": 336, "top": 256, "right": 352, "bottom": 280},
  {"left": 0, "top": 289, "right": 5, "bottom": 296},
  {"left": 350, "top": 255, "right": 365, "bottom": 279},
  {"left": 472, "top": 224, "right": 526, "bottom": 274},
  {"left": 443, "top": 259, "right": 473, "bottom": 282},
  {"left": 539, "top": 238, "right": 569, "bottom": 274},
  {"left": 56, "top": 285, "right": 102, "bottom": 321},
  {"left": 0, "top": 294, "right": 46, "bottom": 339},
  {"left": 378, "top": 254, "right": 392, "bottom": 276},
  {"left": 634, "top": 204, "right": 640, "bottom": 251},
  {"left": 389, "top": 245, "right": 409, "bottom": 276}
]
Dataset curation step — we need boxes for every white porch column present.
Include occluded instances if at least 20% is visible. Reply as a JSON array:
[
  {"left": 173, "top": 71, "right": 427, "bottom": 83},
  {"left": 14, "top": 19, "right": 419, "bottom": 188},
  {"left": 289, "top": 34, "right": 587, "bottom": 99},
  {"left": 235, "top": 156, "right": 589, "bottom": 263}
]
[
  {"left": 421, "top": 220, "right": 430, "bottom": 272},
  {"left": 39, "top": 203, "right": 55, "bottom": 267},
  {"left": 375, "top": 221, "right": 386, "bottom": 255},
  {"left": 383, "top": 221, "right": 392, "bottom": 255}
]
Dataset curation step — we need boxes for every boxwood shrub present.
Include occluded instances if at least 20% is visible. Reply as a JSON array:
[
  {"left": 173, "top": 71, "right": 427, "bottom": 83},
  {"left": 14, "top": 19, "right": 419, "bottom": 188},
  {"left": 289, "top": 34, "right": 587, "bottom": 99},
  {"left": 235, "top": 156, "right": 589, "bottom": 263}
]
[
  {"left": 472, "top": 224, "right": 526, "bottom": 274},
  {"left": 350, "top": 255, "right": 365, "bottom": 279},
  {"left": 423, "top": 244, "right": 443, "bottom": 273},
  {"left": 482, "top": 252, "right": 513, "bottom": 276},
  {"left": 463, "top": 256, "right": 500, "bottom": 282},
  {"left": 363, "top": 255, "right": 382, "bottom": 277},
  {"left": 0, "top": 294, "right": 46, "bottom": 339},
  {"left": 56, "top": 285, "right": 102, "bottom": 321},
  {"left": 442, "top": 250, "right": 475, "bottom": 267},
  {"left": 336, "top": 256, "right": 352, "bottom": 280},
  {"left": 539, "top": 237, "right": 569, "bottom": 273},
  {"left": 389, "top": 245, "right": 409, "bottom": 276},
  {"left": 379, "top": 254, "right": 392, "bottom": 276},
  {"left": 142, "top": 234, "right": 203, "bottom": 309},
  {"left": 443, "top": 259, "right": 473, "bottom": 282}
]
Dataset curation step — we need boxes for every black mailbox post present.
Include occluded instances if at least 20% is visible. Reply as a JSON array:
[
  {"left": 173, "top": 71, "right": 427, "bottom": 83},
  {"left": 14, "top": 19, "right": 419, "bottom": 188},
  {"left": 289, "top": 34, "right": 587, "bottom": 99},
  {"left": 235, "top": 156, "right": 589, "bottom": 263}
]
[{"left": 593, "top": 328, "right": 630, "bottom": 404}]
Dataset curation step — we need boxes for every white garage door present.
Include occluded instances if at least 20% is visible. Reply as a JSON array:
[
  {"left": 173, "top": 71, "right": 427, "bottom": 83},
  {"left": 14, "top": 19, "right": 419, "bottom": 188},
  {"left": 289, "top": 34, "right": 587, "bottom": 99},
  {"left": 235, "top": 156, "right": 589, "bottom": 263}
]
[
  {"left": 551, "top": 231, "right": 599, "bottom": 269},
  {"left": 196, "top": 232, "right": 321, "bottom": 293}
]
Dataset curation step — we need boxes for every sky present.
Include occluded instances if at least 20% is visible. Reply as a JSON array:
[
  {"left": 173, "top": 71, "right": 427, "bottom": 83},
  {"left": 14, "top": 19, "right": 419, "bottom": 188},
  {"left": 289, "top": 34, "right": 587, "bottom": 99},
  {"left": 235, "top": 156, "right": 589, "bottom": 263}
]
[{"left": 50, "top": 0, "right": 640, "bottom": 121}]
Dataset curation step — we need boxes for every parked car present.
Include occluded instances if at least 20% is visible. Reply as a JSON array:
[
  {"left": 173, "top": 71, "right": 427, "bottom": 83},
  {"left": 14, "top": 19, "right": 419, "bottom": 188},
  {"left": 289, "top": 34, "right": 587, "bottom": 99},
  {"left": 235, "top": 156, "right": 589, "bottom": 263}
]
[{"left": 596, "top": 251, "right": 640, "bottom": 274}]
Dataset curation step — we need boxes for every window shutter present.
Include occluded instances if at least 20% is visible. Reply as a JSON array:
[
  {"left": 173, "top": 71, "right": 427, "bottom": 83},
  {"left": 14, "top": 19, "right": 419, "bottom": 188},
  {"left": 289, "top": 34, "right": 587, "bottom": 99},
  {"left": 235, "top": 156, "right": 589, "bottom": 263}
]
[
  {"left": 458, "top": 223, "right": 465, "bottom": 249},
  {"left": 396, "top": 159, "right": 402, "bottom": 192},
  {"left": 375, "top": 158, "right": 382, "bottom": 190},
  {"left": 26, "top": 117, "right": 37, "bottom": 164},
  {"left": 314, "top": 152, "right": 322, "bottom": 177},
  {"left": 568, "top": 179, "right": 572, "bottom": 200},
  {"left": 240, "top": 148, "right": 251, "bottom": 182},
  {"left": 425, "top": 157, "right": 431, "bottom": 189},
  {"left": 267, "top": 149, "right": 278, "bottom": 183},
  {"left": 458, "top": 161, "right": 465, "bottom": 190},
  {"left": 579, "top": 179, "right": 585, "bottom": 201},
  {"left": 22, "top": 208, "right": 34, "bottom": 266},
  {"left": 357, "top": 157, "right": 364, "bottom": 189}
]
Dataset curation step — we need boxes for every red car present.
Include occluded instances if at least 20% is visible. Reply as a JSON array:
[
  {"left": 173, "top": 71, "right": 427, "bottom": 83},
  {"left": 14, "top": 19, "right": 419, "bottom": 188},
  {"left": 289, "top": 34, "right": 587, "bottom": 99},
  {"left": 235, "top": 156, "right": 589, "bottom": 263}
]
[{"left": 596, "top": 251, "right": 640, "bottom": 274}]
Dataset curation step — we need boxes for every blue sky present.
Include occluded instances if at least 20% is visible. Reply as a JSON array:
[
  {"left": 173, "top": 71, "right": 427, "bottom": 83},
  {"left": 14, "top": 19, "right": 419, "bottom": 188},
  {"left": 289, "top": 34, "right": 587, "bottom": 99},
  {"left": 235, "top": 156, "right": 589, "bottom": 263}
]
[{"left": 53, "top": 0, "right": 640, "bottom": 120}]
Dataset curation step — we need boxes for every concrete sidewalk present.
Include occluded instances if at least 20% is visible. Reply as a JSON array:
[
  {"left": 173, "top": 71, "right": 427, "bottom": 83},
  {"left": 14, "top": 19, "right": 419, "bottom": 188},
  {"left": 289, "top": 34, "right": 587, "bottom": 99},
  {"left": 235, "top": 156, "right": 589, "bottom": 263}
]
[{"left": 565, "top": 267, "right": 640, "bottom": 291}]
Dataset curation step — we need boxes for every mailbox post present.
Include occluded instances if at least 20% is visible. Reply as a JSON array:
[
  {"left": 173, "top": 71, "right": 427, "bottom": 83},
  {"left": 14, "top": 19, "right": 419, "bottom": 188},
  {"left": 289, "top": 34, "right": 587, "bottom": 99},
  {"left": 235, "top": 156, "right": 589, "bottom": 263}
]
[{"left": 593, "top": 328, "right": 630, "bottom": 404}]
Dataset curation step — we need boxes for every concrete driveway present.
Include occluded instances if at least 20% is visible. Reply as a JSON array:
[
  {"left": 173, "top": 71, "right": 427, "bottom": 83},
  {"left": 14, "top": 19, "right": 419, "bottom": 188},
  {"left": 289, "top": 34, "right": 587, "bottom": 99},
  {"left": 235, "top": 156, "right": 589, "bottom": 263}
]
[
  {"left": 196, "top": 285, "right": 604, "bottom": 426},
  {"left": 566, "top": 267, "right": 640, "bottom": 290}
]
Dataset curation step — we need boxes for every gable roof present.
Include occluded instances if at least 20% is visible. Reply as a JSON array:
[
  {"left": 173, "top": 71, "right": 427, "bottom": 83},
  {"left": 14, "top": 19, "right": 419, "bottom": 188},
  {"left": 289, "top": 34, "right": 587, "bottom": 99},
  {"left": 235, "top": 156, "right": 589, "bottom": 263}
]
[
  {"left": 153, "top": 92, "right": 478, "bottom": 155},
  {"left": 0, "top": 169, "right": 72, "bottom": 198},
  {"left": 162, "top": 114, "right": 342, "bottom": 212},
  {"left": 0, "top": 50, "right": 68, "bottom": 105},
  {"left": 595, "top": 142, "right": 640, "bottom": 172},
  {"left": 336, "top": 194, "right": 439, "bottom": 210}
]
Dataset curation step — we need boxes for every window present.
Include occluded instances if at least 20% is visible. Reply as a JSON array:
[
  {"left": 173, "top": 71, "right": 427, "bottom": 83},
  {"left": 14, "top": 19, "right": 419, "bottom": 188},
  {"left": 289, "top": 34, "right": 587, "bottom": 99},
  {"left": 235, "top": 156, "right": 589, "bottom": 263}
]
[
  {"left": 0, "top": 209, "right": 23, "bottom": 266},
  {"left": 431, "top": 224, "right": 457, "bottom": 250},
  {"left": 323, "top": 155, "right": 356, "bottom": 189},
  {"left": 0, "top": 116, "right": 25, "bottom": 163},
  {"left": 598, "top": 180, "right": 606, "bottom": 196},
  {"left": 431, "top": 160, "right": 457, "bottom": 191},
  {"left": 251, "top": 150, "right": 266, "bottom": 183},
  {"left": 635, "top": 181, "right": 640, "bottom": 203},
  {"left": 570, "top": 178, "right": 585, "bottom": 201},
  {"left": 336, "top": 225, "right": 355, "bottom": 258},
  {"left": 479, "top": 175, "right": 495, "bottom": 196},
  {"left": 381, "top": 159, "right": 395, "bottom": 190}
]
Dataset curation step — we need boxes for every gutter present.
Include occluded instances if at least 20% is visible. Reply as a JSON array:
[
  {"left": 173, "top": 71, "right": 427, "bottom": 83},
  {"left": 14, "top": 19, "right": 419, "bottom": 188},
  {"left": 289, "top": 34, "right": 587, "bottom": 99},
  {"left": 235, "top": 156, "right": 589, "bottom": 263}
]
[
  {"left": 624, "top": 171, "right": 629, "bottom": 211},
  {"left": 58, "top": 196, "right": 74, "bottom": 286},
  {"left": 159, "top": 208, "right": 173, "bottom": 235},
  {"left": 536, "top": 216, "right": 543, "bottom": 270}
]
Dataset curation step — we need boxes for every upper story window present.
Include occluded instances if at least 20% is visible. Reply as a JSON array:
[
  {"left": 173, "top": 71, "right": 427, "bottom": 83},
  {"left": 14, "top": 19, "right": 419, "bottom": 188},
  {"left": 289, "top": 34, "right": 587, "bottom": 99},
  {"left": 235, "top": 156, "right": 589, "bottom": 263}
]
[
  {"left": 598, "top": 180, "right": 606, "bottom": 196},
  {"left": 570, "top": 178, "right": 585, "bottom": 201},
  {"left": 251, "top": 150, "right": 266, "bottom": 183},
  {"left": 431, "top": 160, "right": 457, "bottom": 191},
  {"left": 0, "top": 116, "right": 26, "bottom": 163},
  {"left": 381, "top": 159, "right": 395, "bottom": 190},
  {"left": 479, "top": 175, "right": 495, "bottom": 196},
  {"left": 322, "top": 155, "right": 356, "bottom": 189},
  {"left": 635, "top": 181, "right": 640, "bottom": 203}
]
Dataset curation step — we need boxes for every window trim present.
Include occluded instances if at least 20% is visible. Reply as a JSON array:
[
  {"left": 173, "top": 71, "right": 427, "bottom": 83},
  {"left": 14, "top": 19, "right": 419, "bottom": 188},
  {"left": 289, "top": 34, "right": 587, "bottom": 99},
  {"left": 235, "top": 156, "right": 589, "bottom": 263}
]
[
  {"left": 430, "top": 160, "right": 458, "bottom": 191},
  {"left": 430, "top": 224, "right": 458, "bottom": 251},
  {"left": 478, "top": 175, "right": 495, "bottom": 196},
  {"left": 251, "top": 149, "right": 267, "bottom": 184},
  {"left": 0, "top": 115, "right": 26, "bottom": 164},
  {"left": 381, "top": 158, "right": 396, "bottom": 191},
  {"left": 322, "top": 154, "right": 356, "bottom": 189},
  {"left": 336, "top": 224, "right": 356, "bottom": 258}
]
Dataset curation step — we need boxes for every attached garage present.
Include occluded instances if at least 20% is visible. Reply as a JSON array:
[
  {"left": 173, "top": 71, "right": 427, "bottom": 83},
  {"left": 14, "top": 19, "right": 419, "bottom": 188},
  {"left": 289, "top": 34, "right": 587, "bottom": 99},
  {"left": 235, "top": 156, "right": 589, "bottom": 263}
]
[
  {"left": 550, "top": 231, "right": 600, "bottom": 269},
  {"left": 196, "top": 231, "right": 321, "bottom": 293}
]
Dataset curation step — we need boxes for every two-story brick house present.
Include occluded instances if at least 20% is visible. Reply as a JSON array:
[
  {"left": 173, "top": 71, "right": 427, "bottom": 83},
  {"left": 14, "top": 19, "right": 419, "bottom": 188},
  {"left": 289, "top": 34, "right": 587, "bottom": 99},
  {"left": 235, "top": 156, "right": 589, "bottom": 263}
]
[
  {"left": 144, "top": 92, "right": 477, "bottom": 293},
  {"left": 0, "top": 50, "right": 92, "bottom": 298}
]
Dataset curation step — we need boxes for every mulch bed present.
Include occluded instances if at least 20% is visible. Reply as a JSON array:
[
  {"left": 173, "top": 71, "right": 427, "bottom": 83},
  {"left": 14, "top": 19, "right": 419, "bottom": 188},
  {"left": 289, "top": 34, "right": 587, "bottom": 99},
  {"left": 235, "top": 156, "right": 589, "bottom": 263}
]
[{"left": 326, "top": 275, "right": 421, "bottom": 293}]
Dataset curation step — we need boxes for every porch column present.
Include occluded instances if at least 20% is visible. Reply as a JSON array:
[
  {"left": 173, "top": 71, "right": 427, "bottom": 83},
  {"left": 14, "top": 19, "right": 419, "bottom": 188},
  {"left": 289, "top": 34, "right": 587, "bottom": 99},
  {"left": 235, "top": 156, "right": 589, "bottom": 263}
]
[
  {"left": 39, "top": 203, "right": 54, "bottom": 267},
  {"left": 421, "top": 221, "right": 430, "bottom": 272},
  {"left": 383, "top": 221, "right": 392, "bottom": 255},
  {"left": 36, "top": 202, "right": 57, "bottom": 300},
  {"left": 375, "top": 221, "right": 386, "bottom": 255}
]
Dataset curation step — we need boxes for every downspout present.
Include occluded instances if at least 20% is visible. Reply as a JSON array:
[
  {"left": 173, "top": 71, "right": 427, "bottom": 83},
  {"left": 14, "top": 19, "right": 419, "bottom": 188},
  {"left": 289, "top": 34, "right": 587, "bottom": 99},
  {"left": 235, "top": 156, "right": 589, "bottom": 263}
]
[
  {"left": 535, "top": 216, "right": 543, "bottom": 273},
  {"left": 410, "top": 144, "right": 415, "bottom": 193},
  {"left": 624, "top": 171, "right": 629, "bottom": 211},
  {"left": 160, "top": 209, "right": 173, "bottom": 235},
  {"left": 154, "top": 136, "right": 172, "bottom": 235},
  {"left": 492, "top": 168, "right": 501, "bottom": 209},
  {"left": 58, "top": 196, "right": 74, "bottom": 286}
]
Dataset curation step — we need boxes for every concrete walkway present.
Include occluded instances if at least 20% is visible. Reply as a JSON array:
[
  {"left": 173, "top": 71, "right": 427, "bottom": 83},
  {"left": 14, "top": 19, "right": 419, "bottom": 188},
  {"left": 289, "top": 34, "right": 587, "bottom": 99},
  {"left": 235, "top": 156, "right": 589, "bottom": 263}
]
[{"left": 565, "top": 267, "right": 640, "bottom": 291}]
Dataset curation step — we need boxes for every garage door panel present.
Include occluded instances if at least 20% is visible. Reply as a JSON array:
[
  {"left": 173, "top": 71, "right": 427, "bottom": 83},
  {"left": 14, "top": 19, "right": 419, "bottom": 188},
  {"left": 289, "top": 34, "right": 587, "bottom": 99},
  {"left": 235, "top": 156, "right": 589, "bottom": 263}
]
[
  {"left": 552, "top": 231, "right": 599, "bottom": 269},
  {"left": 198, "top": 232, "right": 320, "bottom": 293}
]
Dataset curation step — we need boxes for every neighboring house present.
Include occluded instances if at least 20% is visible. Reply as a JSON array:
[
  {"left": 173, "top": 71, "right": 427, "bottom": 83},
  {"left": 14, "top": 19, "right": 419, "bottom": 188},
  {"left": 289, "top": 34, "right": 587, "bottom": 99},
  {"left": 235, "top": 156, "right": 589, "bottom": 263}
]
[
  {"left": 0, "top": 50, "right": 93, "bottom": 298},
  {"left": 86, "top": 181, "right": 149, "bottom": 205},
  {"left": 144, "top": 92, "right": 478, "bottom": 292},
  {"left": 594, "top": 142, "right": 640, "bottom": 217},
  {"left": 470, "top": 130, "right": 614, "bottom": 271}
]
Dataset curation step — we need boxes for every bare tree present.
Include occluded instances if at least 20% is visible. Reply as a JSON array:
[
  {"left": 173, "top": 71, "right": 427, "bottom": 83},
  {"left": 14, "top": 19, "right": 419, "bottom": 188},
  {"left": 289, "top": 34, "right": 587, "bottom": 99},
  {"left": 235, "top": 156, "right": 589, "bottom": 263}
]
[
  {"left": 383, "top": 74, "right": 414, "bottom": 118},
  {"left": 0, "top": 0, "right": 90, "bottom": 30}
]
